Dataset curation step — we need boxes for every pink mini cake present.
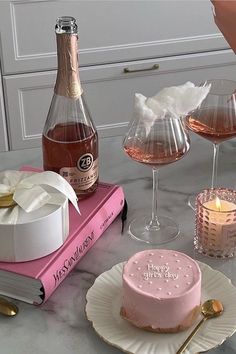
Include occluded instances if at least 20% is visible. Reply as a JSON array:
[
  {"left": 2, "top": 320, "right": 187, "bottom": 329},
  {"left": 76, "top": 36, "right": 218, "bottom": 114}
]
[{"left": 121, "top": 249, "right": 201, "bottom": 333}]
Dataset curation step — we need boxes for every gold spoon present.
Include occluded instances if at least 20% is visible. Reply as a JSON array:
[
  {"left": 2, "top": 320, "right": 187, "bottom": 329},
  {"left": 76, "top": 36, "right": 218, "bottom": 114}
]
[
  {"left": 0, "top": 297, "right": 18, "bottom": 316},
  {"left": 176, "top": 299, "right": 223, "bottom": 354},
  {"left": 0, "top": 194, "right": 16, "bottom": 208}
]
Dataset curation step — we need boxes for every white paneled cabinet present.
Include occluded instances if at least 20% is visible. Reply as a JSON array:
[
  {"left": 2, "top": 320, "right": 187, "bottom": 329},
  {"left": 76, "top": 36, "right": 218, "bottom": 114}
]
[
  {"left": 4, "top": 50, "right": 236, "bottom": 150},
  {"left": 0, "top": 0, "right": 236, "bottom": 151},
  {"left": 0, "top": 68, "right": 8, "bottom": 152},
  {"left": 3, "top": 72, "right": 54, "bottom": 150},
  {"left": 0, "top": 0, "right": 228, "bottom": 75}
]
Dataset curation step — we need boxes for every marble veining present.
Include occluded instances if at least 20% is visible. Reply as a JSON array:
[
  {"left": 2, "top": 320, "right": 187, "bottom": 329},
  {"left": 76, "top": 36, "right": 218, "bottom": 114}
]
[{"left": 0, "top": 134, "right": 236, "bottom": 353}]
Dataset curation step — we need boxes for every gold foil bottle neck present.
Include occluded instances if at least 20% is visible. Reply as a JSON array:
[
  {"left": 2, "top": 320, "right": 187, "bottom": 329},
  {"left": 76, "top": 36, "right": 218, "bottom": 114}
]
[{"left": 54, "top": 33, "right": 83, "bottom": 99}]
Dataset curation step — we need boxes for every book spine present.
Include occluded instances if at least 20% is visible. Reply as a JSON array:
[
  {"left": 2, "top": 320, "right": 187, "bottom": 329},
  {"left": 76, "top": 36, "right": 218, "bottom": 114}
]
[{"left": 38, "top": 186, "right": 125, "bottom": 305}]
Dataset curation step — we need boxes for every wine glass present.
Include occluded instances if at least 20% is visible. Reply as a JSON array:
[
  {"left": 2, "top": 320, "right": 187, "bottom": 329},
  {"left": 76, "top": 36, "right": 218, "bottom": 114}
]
[
  {"left": 186, "top": 79, "right": 236, "bottom": 209},
  {"left": 123, "top": 109, "right": 190, "bottom": 244}
]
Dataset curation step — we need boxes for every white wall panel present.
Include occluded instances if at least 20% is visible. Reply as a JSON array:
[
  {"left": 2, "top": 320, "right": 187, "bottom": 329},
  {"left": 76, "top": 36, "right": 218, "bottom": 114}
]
[
  {"left": 4, "top": 50, "right": 236, "bottom": 150},
  {"left": 0, "top": 0, "right": 229, "bottom": 75}
]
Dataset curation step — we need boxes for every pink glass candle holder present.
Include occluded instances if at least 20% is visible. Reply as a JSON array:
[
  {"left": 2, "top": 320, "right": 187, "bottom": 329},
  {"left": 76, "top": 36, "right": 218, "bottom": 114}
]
[{"left": 195, "top": 188, "right": 236, "bottom": 258}]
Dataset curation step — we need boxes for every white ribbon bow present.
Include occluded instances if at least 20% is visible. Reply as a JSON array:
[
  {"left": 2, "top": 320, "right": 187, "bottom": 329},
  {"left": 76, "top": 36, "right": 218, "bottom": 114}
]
[{"left": 0, "top": 170, "right": 80, "bottom": 224}]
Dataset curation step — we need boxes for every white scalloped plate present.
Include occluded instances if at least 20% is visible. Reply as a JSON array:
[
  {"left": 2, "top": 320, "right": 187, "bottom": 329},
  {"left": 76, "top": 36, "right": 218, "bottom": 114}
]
[{"left": 86, "top": 261, "right": 236, "bottom": 354}]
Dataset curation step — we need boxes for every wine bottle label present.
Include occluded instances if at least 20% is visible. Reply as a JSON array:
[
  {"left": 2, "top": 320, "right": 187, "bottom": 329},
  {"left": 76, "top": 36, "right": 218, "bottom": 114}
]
[{"left": 60, "top": 158, "right": 98, "bottom": 191}]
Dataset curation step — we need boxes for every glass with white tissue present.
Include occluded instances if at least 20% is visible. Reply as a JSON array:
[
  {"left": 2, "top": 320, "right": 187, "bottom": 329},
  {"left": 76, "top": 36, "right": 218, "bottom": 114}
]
[{"left": 123, "top": 109, "right": 190, "bottom": 244}]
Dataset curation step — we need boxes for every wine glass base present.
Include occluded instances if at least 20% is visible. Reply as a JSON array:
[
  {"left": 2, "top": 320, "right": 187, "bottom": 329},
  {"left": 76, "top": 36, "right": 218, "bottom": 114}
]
[{"left": 128, "top": 215, "right": 180, "bottom": 245}]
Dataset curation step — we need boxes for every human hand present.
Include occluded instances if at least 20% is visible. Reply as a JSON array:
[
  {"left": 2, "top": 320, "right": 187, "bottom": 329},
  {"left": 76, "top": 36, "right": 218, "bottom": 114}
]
[{"left": 211, "top": 0, "right": 236, "bottom": 53}]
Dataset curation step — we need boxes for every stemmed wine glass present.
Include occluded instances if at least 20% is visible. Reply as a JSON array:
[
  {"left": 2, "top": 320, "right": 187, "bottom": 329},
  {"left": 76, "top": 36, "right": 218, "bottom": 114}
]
[
  {"left": 123, "top": 106, "right": 190, "bottom": 244},
  {"left": 186, "top": 79, "right": 236, "bottom": 209}
]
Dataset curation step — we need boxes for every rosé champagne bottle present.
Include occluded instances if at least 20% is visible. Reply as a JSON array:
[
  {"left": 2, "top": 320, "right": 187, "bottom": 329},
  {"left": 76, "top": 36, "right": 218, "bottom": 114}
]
[{"left": 42, "top": 16, "right": 98, "bottom": 199}]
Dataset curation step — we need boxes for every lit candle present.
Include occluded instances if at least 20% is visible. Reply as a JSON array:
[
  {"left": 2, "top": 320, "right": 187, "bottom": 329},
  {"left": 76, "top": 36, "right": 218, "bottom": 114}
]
[
  {"left": 204, "top": 197, "right": 236, "bottom": 214},
  {"left": 203, "top": 197, "right": 236, "bottom": 251},
  {"left": 195, "top": 189, "right": 236, "bottom": 258}
]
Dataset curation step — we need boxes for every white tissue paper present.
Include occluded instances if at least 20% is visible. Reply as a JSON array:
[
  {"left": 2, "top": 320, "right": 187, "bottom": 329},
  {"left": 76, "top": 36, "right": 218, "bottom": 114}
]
[
  {"left": 134, "top": 81, "right": 211, "bottom": 136},
  {"left": 0, "top": 170, "right": 79, "bottom": 262}
]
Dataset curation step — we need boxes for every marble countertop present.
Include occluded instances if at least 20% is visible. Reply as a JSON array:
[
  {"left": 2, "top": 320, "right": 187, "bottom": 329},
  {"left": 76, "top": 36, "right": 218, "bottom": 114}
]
[{"left": 0, "top": 134, "right": 236, "bottom": 354}]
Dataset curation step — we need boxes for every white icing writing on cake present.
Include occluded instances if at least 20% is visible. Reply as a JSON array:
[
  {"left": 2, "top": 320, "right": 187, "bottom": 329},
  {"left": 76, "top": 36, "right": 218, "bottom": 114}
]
[
  {"left": 147, "top": 264, "right": 169, "bottom": 272},
  {"left": 143, "top": 263, "right": 178, "bottom": 281}
]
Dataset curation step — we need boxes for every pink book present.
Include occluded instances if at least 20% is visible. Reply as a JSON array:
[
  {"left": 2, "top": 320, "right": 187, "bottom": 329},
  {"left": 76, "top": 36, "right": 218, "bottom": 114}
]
[{"left": 0, "top": 173, "right": 125, "bottom": 305}]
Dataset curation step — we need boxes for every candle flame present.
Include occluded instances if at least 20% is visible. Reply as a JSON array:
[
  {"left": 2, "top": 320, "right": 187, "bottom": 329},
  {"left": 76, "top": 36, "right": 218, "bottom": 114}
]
[{"left": 215, "top": 197, "right": 221, "bottom": 211}]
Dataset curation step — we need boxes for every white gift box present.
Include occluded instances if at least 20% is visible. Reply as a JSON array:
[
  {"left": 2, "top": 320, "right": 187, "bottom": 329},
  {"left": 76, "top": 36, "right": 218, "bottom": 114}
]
[{"left": 0, "top": 170, "right": 79, "bottom": 262}]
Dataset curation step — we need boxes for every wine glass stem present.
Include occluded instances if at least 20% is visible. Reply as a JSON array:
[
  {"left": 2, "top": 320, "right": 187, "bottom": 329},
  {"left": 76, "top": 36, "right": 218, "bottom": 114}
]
[
  {"left": 149, "top": 168, "right": 160, "bottom": 229},
  {"left": 211, "top": 143, "right": 219, "bottom": 189}
]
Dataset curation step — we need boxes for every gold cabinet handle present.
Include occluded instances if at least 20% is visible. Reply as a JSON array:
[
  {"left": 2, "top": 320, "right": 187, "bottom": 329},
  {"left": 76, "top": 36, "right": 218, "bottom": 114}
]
[{"left": 123, "top": 63, "right": 159, "bottom": 74}]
